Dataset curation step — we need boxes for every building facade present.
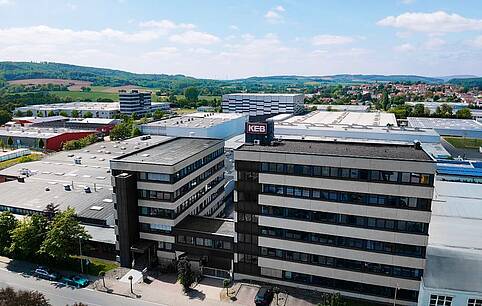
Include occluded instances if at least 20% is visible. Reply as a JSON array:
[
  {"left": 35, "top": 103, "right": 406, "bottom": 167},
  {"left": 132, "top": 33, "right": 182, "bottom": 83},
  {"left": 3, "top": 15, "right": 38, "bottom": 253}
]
[
  {"left": 119, "top": 90, "right": 152, "bottom": 115},
  {"left": 110, "top": 137, "right": 226, "bottom": 268},
  {"left": 14, "top": 102, "right": 119, "bottom": 119},
  {"left": 233, "top": 139, "right": 435, "bottom": 305},
  {"left": 222, "top": 94, "right": 305, "bottom": 119}
]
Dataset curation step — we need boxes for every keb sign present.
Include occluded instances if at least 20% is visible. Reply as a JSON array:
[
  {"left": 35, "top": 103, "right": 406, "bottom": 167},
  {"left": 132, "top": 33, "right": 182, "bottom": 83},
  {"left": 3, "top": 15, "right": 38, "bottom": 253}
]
[{"left": 246, "top": 123, "right": 268, "bottom": 135}]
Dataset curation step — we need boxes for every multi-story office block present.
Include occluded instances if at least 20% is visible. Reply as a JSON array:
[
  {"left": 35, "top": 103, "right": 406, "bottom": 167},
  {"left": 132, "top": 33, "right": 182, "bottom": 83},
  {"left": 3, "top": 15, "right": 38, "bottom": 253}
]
[
  {"left": 222, "top": 93, "right": 305, "bottom": 119},
  {"left": 119, "top": 90, "right": 152, "bottom": 115},
  {"left": 111, "top": 137, "right": 226, "bottom": 267},
  {"left": 234, "top": 139, "right": 435, "bottom": 305}
]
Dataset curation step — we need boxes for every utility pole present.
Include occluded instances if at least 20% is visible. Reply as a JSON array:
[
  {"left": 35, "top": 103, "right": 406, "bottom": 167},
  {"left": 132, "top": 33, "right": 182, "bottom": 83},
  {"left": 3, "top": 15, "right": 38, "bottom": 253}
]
[
  {"left": 393, "top": 284, "right": 399, "bottom": 306},
  {"left": 79, "top": 236, "right": 84, "bottom": 273}
]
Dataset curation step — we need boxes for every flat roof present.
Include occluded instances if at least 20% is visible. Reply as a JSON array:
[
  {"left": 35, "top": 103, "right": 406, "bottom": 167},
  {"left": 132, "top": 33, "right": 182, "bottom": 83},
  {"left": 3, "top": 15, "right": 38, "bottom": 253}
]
[
  {"left": 142, "top": 112, "right": 246, "bottom": 129},
  {"left": 282, "top": 111, "right": 397, "bottom": 127},
  {"left": 115, "top": 137, "right": 223, "bottom": 165},
  {"left": 0, "top": 127, "right": 93, "bottom": 139},
  {"left": 407, "top": 117, "right": 482, "bottom": 130},
  {"left": 0, "top": 135, "right": 169, "bottom": 222},
  {"left": 424, "top": 180, "right": 482, "bottom": 293},
  {"left": 175, "top": 215, "right": 234, "bottom": 237},
  {"left": 223, "top": 93, "right": 303, "bottom": 97},
  {"left": 238, "top": 139, "right": 433, "bottom": 162},
  {"left": 16, "top": 102, "right": 119, "bottom": 111}
]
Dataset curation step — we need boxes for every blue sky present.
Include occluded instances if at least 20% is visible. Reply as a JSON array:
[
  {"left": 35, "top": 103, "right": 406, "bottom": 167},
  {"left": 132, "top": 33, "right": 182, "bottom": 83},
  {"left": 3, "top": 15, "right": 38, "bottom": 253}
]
[{"left": 0, "top": 0, "right": 481, "bottom": 79}]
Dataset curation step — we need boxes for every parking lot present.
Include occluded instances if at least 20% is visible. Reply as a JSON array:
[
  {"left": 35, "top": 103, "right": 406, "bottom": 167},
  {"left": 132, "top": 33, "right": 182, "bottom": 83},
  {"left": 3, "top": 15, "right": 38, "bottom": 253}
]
[{"left": 233, "top": 283, "right": 317, "bottom": 306}]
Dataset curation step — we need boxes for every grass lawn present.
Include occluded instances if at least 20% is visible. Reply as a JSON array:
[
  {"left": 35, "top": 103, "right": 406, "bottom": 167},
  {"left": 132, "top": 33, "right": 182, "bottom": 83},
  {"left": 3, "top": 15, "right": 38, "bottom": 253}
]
[
  {"left": 175, "top": 108, "right": 197, "bottom": 115},
  {"left": 49, "top": 91, "right": 118, "bottom": 101},
  {"left": 444, "top": 137, "right": 482, "bottom": 149},
  {"left": 0, "top": 153, "right": 43, "bottom": 170},
  {"left": 67, "top": 256, "right": 119, "bottom": 276}
]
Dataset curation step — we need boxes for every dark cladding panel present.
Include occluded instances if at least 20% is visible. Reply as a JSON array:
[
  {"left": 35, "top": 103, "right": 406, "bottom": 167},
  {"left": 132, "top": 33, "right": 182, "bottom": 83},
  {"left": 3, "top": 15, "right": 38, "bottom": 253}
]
[{"left": 115, "top": 172, "right": 139, "bottom": 267}]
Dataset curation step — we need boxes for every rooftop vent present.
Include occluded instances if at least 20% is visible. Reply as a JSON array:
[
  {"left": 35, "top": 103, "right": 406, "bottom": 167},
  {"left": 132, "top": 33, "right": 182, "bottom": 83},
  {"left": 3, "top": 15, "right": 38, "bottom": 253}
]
[
  {"left": 84, "top": 186, "right": 91, "bottom": 193},
  {"left": 63, "top": 184, "right": 71, "bottom": 191}
]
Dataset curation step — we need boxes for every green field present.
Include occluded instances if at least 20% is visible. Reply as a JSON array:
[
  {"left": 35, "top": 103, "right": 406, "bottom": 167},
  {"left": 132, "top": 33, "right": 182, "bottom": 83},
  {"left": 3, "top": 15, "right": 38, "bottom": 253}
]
[
  {"left": 50, "top": 91, "right": 118, "bottom": 101},
  {"left": 444, "top": 137, "right": 482, "bottom": 149},
  {"left": 0, "top": 153, "right": 43, "bottom": 170}
]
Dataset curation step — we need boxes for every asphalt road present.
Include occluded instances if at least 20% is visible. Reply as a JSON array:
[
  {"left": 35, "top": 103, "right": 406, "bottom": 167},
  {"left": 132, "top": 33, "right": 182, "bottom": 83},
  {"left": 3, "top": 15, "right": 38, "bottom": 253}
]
[{"left": 0, "top": 267, "right": 167, "bottom": 306}]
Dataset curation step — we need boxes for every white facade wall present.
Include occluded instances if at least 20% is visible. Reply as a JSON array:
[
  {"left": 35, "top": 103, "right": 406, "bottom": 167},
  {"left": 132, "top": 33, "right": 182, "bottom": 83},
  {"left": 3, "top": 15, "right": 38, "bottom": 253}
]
[{"left": 222, "top": 94, "right": 304, "bottom": 116}]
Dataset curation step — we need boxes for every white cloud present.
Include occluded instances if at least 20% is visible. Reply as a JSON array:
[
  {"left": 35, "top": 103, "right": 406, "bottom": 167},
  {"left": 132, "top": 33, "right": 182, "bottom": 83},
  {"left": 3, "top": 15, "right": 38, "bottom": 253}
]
[
  {"left": 394, "top": 43, "right": 416, "bottom": 52},
  {"left": 424, "top": 37, "right": 446, "bottom": 49},
  {"left": 139, "top": 19, "right": 196, "bottom": 31},
  {"left": 400, "top": 0, "right": 415, "bottom": 4},
  {"left": 377, "top": 11, "right": 482, "bottom": 33},
  {"left": 264, "top": 5, "right": 286, "bottom": 24},
  {"left": 0, "top": 25, "right": 160, "bottom": 44},
  {"left": 66, "top": 2, "right": 77, "bottom": 10},
  {"left": 142, "top": 47, "right": 179, "bottom": 59},
  {"left": 229, "top": 25, "right": 239, "bottom": 31},
  {"left": 0, "top": 0, "right": 13, "bottom": 5},
  {"left": 311, "top": 34, "right": 355, "bottom": 46},
  {"left": 169, "top": 30, "right": 220, "bottom": 45},
  {"left": 471, "top": 36, "right": 482, "bottom": 48}
]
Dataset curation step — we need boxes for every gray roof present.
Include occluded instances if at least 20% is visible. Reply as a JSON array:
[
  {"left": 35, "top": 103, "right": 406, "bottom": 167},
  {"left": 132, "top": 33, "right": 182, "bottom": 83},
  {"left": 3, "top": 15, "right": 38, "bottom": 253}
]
[
  {"left": 84, "top": 224, "right": 116, "bottom": 245},
  {"left": 424, "top": 180, "right": 482, "bottom": 293},
  {"left": 408, "top": 117, "right": 482, "bottom": 130},
  {"left": 116, "top": 137, "right": 223, "bottom": 165},
  {"left": 239, "top": 139, "right": 433, "bottom": 162},
  {"left": 175, "top": 215, "right": 234, "bottom": 237}
]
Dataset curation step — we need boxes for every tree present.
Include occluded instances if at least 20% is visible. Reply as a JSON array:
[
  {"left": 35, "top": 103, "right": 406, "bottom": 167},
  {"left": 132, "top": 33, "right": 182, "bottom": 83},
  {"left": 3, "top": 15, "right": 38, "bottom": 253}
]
[
  {"left": 318, "top": 293, "right": 346, "bottom": 306},
  {"left": 131, "top": 125, "right": 141, "bottom": 137},
  {"left": 223, "top": 279, "right": 230, "bottom": 296},
  {"left": 0, "top": 110, "right": 12, "bottom": 125},
  {"left": 43, "top": 203, "right": 60, "bottom": 221},
  {"left": 435, "top": 103, "right": 453, "bottom": 118},
  {"left": 9, "top": 215, "right": 48, "bottom": 260},
  {"left": 37, "top": 138, "right": 44, "bottom": 149},
  {"left": 0, "top": 211, "right": 18, "bottom": 255},
  {"left": 83, "top": 111, "right": 93, "bottom": 118},
  {"left": 39, "top": 208, "right": 91, "bottom": 262},
  {"left": 15, "top": 110, "right": 24, "bottom": 117},
  {"left": 412, "top": 103, "right": 429, "bottom": 117},
  {"left": 59, "top": 111, "right": 69, "bottom": 117},
  {"left": 0, "top": 139, "right": 5, "bottom": 151},
  {"left": 7, "top": 136, "right": 14, "bottom": 148},
  {"left": 71, "top": 110, "right": 79, "bottom": 118},
  {"left": 177, "top": 258, "right": 195, "bottom": 293},
  {"left": 0, "top": 287, "right": 50, "bottom": 306},
  {"left": 26, "top": 110, "right": 33, "bottom": 116},
  {"left": 47, "top": 110, "right": 55, "bottom": 117},
  {"left": 380, "top": 90, "right": 390, "bottom": 110},
  {"left": 152, "top": 109, "right": 165, "bottom": 120},
  {"left": 456, "top": 108, "right": 472, "bottom": 119},
  {"left": 184, "top": 87, "right": 200, "bottom": 102}
]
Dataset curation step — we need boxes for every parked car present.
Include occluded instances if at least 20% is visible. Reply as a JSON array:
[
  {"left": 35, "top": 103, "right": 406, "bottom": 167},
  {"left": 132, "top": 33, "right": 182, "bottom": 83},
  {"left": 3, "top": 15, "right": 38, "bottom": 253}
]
[
  {"left": 61, "top": 275, "right": 90, "bottom": 288},
  {"left": 255, "top": 287, "right": 274, "bottom": 305},
  {"left": 33, "top": 267, "right": 60, "bottom": 281}
]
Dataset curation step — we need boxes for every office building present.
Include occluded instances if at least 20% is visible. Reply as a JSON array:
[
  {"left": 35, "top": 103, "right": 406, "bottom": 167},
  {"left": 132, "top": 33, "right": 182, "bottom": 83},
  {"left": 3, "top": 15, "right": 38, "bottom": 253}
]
[
  {"left": 222, "top": 93, "right": 304, "bottom": 119},
  {"left": 233, "top": 132, "right": 436, "bottom": 304},
  {"left": 140, "top": 112, "right": 247, "bottom": 140},
  {"left": 110, "top": 137, "right": 226, "bottom": 268},
  {"left": 119, "top": 90, "right": 152, "bottom": 115}
]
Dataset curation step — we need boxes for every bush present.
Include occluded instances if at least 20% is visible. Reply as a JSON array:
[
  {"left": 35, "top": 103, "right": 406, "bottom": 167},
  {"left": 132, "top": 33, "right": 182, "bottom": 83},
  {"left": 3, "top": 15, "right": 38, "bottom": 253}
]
[{"left": 63, "top": 134, "right": 97, "bottom": 151}]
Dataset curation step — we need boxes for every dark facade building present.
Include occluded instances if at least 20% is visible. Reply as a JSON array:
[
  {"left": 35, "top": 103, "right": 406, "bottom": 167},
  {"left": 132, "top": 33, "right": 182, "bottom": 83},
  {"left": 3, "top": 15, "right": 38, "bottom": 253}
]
[
  {"left": 119, "top": 90, "right": 152, "bottom": 115},
  {"left": 233, "top": 139, "right": 436, "bottom": 305},
  {"left": 111, "top": 137, "right": 226, "bottom": 268}
]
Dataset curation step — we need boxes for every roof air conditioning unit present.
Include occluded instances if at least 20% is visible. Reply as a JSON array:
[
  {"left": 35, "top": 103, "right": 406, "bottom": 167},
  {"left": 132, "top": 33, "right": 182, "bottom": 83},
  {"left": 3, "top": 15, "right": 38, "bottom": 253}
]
[{"left": 253, "top": 139, "right": 261, "bottom": 145}]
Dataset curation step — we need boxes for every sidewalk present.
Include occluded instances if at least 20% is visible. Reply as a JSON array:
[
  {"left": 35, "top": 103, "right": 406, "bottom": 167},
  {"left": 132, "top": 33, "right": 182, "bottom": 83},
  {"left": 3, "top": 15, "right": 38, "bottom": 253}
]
[{"left": 93, "top": 269, "right": 233, "bottom": 306}]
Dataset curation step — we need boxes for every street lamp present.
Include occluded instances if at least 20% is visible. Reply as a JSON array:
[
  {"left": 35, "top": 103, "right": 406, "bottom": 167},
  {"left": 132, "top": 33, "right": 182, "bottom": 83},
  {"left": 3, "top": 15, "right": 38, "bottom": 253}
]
[
  {"left": 79, "top": 235, "right": 84, "bottom": 273},
  {"left": 128, "top": 275, "right": 134, "bottom": 294},
  {"left": 394, "top": 284, "right": 400, "bottom": 306}
]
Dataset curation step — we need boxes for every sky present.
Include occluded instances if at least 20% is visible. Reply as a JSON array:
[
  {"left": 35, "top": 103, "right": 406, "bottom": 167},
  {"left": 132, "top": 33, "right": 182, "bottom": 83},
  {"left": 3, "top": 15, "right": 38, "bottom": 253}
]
[{"left": 0, "top": 0, "right": 482, "bottom": 79}]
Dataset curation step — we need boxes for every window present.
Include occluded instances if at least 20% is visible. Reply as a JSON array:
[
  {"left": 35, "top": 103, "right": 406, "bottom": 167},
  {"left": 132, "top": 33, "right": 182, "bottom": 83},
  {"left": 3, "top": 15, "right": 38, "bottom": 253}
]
[
  {"left": 468, "top": 299, "right": 482, "bottom": 306},
  {"left": 196, "top": 237, "right": 204, "bottom": 246},
  {"left": 430, "top": 295, "right": 453, "bottom": 306}
]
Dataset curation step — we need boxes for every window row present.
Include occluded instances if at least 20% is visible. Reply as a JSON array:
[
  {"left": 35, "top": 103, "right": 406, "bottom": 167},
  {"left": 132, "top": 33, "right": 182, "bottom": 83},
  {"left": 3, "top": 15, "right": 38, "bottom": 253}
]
[
  {"left": 430, "top": 295, "right": 453, "bottom": 306},
  {"left": 139, "top": 207, "right": 175, "bottom": 219},
  {"left": 261, "top": 247, "right": 422, "bottom": 280},
  {"left": 468, "top": 299, "right": 482, "bottom": 306},
  {"left": 260, "top": 226, "right": 426, "bottom": 258},
  {"left": 138, "top": 162, "right": 224, "bottom": 203},
  {"left": 138, "top": 148, "right": 224, "bottom": 184},
  {"left": 177, "top": 235, "right": 232, "bottom": 250},
  {"left": 262, "top": 184, "right": 431, "bottom": 211},
  {"left": 139, "top": 222, "right": 172, "bottom": 234},
  {"left": 260, "top": 162, "right": 433, "bottom": 186},
  {"left": 261, "top": 205, "right": 429, "bottom": 235},
  {"left": 281, "top": 271, "right": 418, "bottom": 302},
  {"left": 238, "top": 253, "right": 258, "bottom": 264},
  {"left": 237, "top": 213, "right": 259, "bottom": 223}
]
